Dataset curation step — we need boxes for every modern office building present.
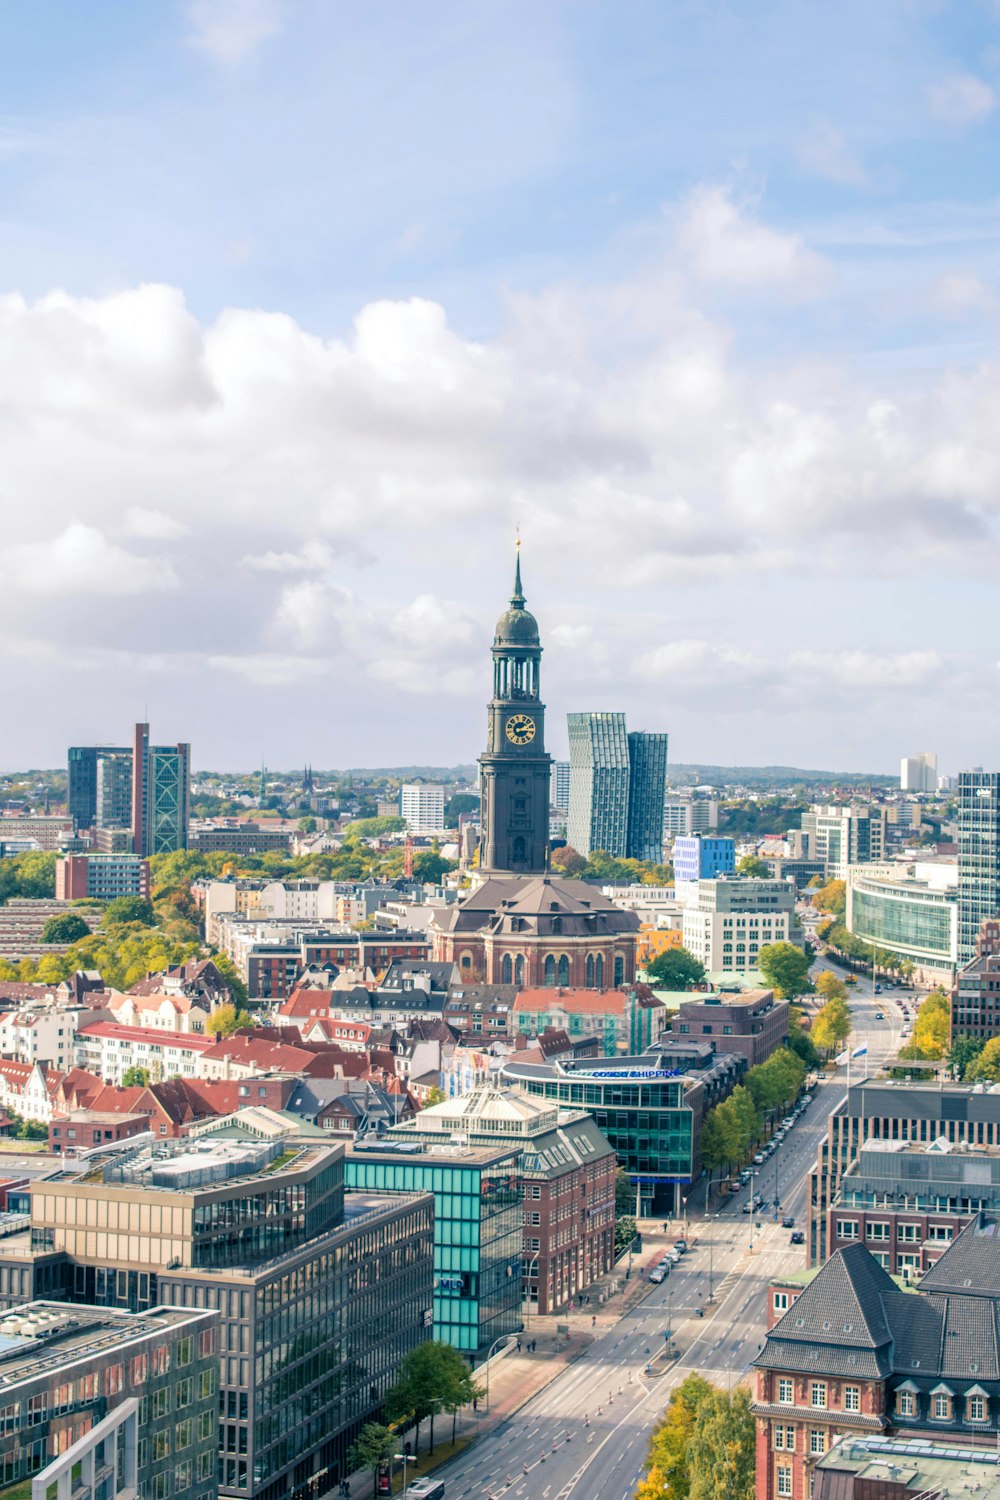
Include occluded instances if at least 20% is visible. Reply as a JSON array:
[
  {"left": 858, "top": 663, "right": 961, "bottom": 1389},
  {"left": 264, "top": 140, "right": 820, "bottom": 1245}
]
[
  {"left": 801, "top": 805, "right": 887, "bottom": 881},
  {"left": 626, "top": 732, "right": 669, "bottom": 862},
  {"left": 345, "top": 1138, "right": 522, "bottom": 1353},
  {"left": 55, "top": 853, "right": 151, "bottom": 902},
  {"left": 400, "top": 784, "right": 446, "bottom": 835},
  {"left": 670, "top": 990, "right": 789, "bottom": 1067},
  {"left": 807, "top": 1077, "right": 1000, "bottom": 1264},
  {"left": 958, "top": 771, "right": 1000, "bottom": 965},
  {"left": 663, "top": 798, "right": 719, "bottom": 836},
  {"left": 0, "top": 1300, "right": 218, "bottom": 1500},
  {"left": 567, "top": 712, "right": 630, "bottom": 859},
  {"left": 550, "top": 761, "right": 571, "bottom": 812},
  {"left": 673, "top": 835, "right": 735, "bottom": 883},
  {"left": 502, "top": 1042, "right": 746, "bottom": 1217},
  {"left": 68, "top": 725, "right": 190, "bottom": 854},
  {"left": 845, "top": 862, "right": 958, "bottom": 984},
  {"left": 384, "top": 1085, "right": 616, "bottom": 1318},
  {"left": 900, "top": 752, "right": 937, "bottom": 792},
  {"left": 825, "top": 1137, "right": 1000, "bottom": 1279},
  {"left": 954, "top": 920, "right": 1000, "bottom": 1040},
  {"left": 7, "top": 1123, "right": 434, "bottom": 1500},
  {"left": 681, "top": 877, "right": 798, "bottom": 974}
]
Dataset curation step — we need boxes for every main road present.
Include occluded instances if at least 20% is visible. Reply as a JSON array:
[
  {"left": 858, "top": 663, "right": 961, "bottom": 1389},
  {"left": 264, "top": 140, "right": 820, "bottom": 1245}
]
[{"left": 443, "top": 969, "right": 910, "bottom": 1500}]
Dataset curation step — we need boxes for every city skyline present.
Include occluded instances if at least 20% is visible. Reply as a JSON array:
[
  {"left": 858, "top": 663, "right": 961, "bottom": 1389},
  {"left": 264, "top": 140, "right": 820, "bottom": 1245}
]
[{"left": 2, "top": 3, "right": 1000, "bottom": 768}]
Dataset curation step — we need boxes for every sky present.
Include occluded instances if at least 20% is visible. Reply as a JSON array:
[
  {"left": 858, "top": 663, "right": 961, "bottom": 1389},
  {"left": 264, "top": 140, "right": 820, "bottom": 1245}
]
[{"left": 2, "top": 0, "right": 1000, "bottom": 775}]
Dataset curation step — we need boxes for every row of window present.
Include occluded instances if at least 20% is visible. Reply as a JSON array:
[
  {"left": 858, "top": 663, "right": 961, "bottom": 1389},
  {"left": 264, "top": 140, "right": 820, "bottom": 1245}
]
[{"left": 776, "top": 1379, "right": 860, "bottom": 1411}]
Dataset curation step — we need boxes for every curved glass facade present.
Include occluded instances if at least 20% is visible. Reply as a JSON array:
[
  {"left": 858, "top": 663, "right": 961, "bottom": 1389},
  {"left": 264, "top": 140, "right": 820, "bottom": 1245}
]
[{"left": 850, "top": 877, "right": 956, "bottom": 965}]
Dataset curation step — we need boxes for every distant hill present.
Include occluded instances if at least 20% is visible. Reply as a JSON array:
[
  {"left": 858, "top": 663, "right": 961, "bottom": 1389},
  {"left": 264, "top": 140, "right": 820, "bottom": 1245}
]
[{"left": 667, "top": 764, "right": 897, "bottom": 788}]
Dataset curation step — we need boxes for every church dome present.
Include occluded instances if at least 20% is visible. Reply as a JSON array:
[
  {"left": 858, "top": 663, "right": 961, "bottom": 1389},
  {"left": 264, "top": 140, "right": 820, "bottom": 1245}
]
[{"left": 493, "top": 551, "right": 540, "bottom": 646}]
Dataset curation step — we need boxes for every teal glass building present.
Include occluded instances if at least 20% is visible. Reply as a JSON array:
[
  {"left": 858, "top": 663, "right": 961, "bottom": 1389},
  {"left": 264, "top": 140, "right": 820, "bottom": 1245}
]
[
  {"left": 345, "top": 1142, "right": 523, "bottom": 1354},
  {"left": 846, "top": 866, "right": 957, "bottom": 971}
]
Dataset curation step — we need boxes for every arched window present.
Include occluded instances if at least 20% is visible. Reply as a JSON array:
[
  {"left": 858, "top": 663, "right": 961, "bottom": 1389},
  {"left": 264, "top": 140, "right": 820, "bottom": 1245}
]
[
  {"left": 514, "top": 954, "right": 525, "bottom": 986},
  {"left": 557, "top": 955, "right": 570, "bottom": 986},
  {"left": 501, "top": 954, "right": 513, "bottom": 984},
  {"left": 544, "top": 954, "right": 557, "bottom": 987},
  {"left": 614, "top": 955, "right": 625, "bottom": 987},
  {"left": 512, "top": 836, "right": 526, "bottom": 864},
  {"left": 585, "top": 953, "right": 595, "bottom": 987},
  {"left": 460, "top": 952, "right": 472, "bottom": 970},
  {"left": 595, "top": 954, "right": 604, "bottom": 988}
]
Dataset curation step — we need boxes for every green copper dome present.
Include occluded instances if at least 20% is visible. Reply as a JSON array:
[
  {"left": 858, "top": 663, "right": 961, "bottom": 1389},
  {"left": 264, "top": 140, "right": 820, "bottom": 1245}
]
[{"left": 493, "top": 551, "right": 540, "bottom": 646}]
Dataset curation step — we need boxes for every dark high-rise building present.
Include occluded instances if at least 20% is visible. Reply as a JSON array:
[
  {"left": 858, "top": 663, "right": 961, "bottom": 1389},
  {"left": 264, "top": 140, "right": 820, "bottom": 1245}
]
[
  {"left": 67, "top": 745, "right": 122, "bottom": 829},
  {"left": 477, "top": 551, "right": 552, "bottom": 875},
  {"left": 96, "top": 752, "right": 133, "bottom": 830},
  {"left": 566, "top": 712, "right": 630, "bottom": 858},
  {"left": 626, "top": 731, "right": 669, "bottom": 862},
  {"left": 958, "top": 771, "right": 1000, "bottom": 965},
  {"left": 132, "top": 722, "right": 190, "bottom": 856}
]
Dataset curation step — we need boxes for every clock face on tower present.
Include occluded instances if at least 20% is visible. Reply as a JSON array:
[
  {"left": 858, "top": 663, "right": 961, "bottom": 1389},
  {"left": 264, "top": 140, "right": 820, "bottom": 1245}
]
[{"left": 505, "top": 713, "right": 536, "bottom": 745}]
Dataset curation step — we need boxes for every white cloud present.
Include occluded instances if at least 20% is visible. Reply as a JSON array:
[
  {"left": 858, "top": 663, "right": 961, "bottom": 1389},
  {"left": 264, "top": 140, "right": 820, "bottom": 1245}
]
[
  {"left": 0, "top": 524, "right": 179, "bottom": 595},
  {"left": 789, "top": 649, "right": 945, "bottom": 690},
  {"left": 124, "top": 507, "right": 190, "bottom": 540},
  {"left": 675, "top": 185, "right": 830, "bottom": 287},
  {"left": 928, "top": 72, "right": 996, "bottom": 127},
  {"left": 797, "top": 124, "right": 867, "bottom": 186},
  {"left": 185, "top": 0, "right": 285, "bottom": 65},
  {"left": 931, "top": 271, "right": 998, "bottom": 317},
  {"left": 241, "top": 541, "right": 335, "bottom": 572}
]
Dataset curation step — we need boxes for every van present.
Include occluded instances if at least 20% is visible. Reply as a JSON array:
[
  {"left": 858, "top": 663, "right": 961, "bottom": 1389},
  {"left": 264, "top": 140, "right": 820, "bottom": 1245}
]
[
  {"left": 407, "top": 1482, "right": 446, "bottom": 1500},
  {"left": 753, "top": 1153, "right": 765, "bottom": 1165}
]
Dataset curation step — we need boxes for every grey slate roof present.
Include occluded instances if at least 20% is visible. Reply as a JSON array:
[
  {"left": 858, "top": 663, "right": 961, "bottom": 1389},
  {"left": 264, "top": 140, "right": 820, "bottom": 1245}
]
[
  {"left": 768, "top": 1242, "right": 897, "bottom": 1350},
  {"left": 919, "top": 1212, "right": 1000, "bottom": 1298}
]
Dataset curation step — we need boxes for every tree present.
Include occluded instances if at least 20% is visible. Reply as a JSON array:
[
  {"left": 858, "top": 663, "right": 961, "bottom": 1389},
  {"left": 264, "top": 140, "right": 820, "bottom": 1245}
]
[
  {"left": 746, "top": 1048, "right": 806, "bottom": 1121},
  {"left": 637, "top": 1374, "right": 714, "bottom": 1500},
  {"left": 346, "top": 1423, "right": 396, "bottom": 1500},
  {"left": 103, "top": 896, "right": 156, "bottom": 927},
  {"left": 205, "top": 1003, "right": 253, "bottom": 1038},
  {"left": 550, "top": 845, "right": 586, "bottom": 876},
  {"left": 811, "top": 996, "right": 852, "bottom": 1055},
  {"left": 950, "top": 1033, "right": 985, "bottom": 1081},
  {"left": 757, "top": 942, "right": 813, "bottom": 999},
  {"left": 444, "top": 792, "right": 480, "bottom": 823},
  {"left": 615, "top": 1168, "right": 636, "bottom": 1218},
  {"left": 813, "top": 880, "right": 847, "bottom": 918},
  {"left": 412, "top": 851, "right": 457, "bottom": 884},
  {"left": 615, "top": 1214, "right": 638, "bottom": 1257},
  {"left": 297, "top": 816, "right": 317, "bottom": 834},
  {"left": 736, "top": 855, "right": 771, "bottom": 879},
  {"left": 0, "top": 851, "right": 57, "bottom": 904},
  {"left": 121, "top": 1066, "right": 151, "bottom": 1087},
  {"left": 423, "top": 1086, "right": 446, "bottom": 1106},
  {"left": 386, "top": 1341, "right": 481, "bottom": 1455},
  {"left": 345, "top": 815, "right": 407, "bottom": 837},
  {"left": 686, "top": 1387, "right": 755, "bottom": 1500},
  {"left": 968, "top": 1037, "right": 1000, "bottom": 1083},
  {"left": 646, "top": 947, "right": 706, "bottom": 989},
  {"left": 209, "top": 950, "right": 249, "bottom": 1006},
  {"left": 814, "top": 971, "right": 847, "bottom": 1005},
  {"left": 912, "top": 990, "right": 951, "bottom": 1060},
  {"left": 39, "top": 913, "right": 91, "bottom": 945}
]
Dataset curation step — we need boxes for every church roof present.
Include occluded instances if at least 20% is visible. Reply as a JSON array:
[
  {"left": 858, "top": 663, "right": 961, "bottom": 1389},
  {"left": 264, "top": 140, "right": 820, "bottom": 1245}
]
[{"left": 433, "top": 875, "right": 640, "bottom": 937}]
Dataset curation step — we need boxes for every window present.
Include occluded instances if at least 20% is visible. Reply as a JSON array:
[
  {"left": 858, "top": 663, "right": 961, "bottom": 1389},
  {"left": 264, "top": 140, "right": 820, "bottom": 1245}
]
[
  {"left": 810, "top": 1383, "right": 827, "bottom": 1409},
  {"left": 175, "top": 1420, "right": 193, "bottom": 1451},
  {"left": 933, "top": 1392, "right": 952, "bottom": 1420},
  {"left": 837, "top": 1220, "right": 858, "bottom": 1240},
  {"left": 199, "top": 1369, "right": 216, "bottom": 1400},
  {"left": 197, "top": 1453, "right": 213, "bottom": 1481},
  {"left": 176, "top": 1377, "right": 194, "bottom": 1409},
  {"left": 866, "top": 1222, "right": 889, "bottom": 1241},
  {"left": 775, "top": 1425, "right": 795, "bottom": 1451},
  {"left": 898, "top": 1223, "right": 919, "bottom": 1242},
  {"left": 843, "top": 1387, "right": 859, "bottom": 1412},
  {"left": 809, "top": 1430, "right": 826, "bottom": 1456},
  {"left": 27, "top": 1394, "right": 47, "bottom": 1427},
  {"left": 778, "top": 1379, "right": 793, "bottom": 1405},
  {"left": 153, "top": 1389, "right": 170, "bottom": 1419},
  {"left": 774, "top": 1293, "right": 789, "bottom": 1312},
  {"left": 199, "top": 1411, "right": 214, "bottom": 1441},
  {"left": 177, "top": 1337, "right": 193, "bottom": 1367},
  {"left": 154, "top": 1432, "right": 171, "bottom": 1462},
  {"left": 896, "top": 1391, "right": 914, "bottom": 1417},
  {"left": 968, "top": 1395, "right": 987, "bottom": 1422},
  {"left": 777, "top": 1465, "right": 792, "bottom": 1497}
]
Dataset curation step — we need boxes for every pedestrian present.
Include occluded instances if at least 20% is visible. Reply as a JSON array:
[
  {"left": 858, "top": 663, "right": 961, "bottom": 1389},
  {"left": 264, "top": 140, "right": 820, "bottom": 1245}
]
[
  {"left": 591, "top": 1315, "right": 596, "bottom": 1328},
  {"left": 517, "top": 1338, "right": 522, "bottom": 1353},
  {"left": 473, "top": 1397, "right": 478, "bottom": 1412}
]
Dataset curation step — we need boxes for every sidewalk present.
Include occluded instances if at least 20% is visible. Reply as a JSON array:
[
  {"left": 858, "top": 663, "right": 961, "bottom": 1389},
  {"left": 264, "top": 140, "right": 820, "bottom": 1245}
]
[{"left": 342, "top": 1329, "right": 594, "bottom": 1496}]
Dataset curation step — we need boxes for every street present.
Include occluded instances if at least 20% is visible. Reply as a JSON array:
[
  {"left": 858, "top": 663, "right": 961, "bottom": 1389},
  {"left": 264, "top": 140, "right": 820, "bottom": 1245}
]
[{"left": 441, "top": 966, "right": 909, "bottom": 1500}]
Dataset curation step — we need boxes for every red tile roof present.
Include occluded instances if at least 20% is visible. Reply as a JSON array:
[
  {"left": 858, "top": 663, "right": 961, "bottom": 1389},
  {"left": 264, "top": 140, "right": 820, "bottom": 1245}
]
[
  {"left": 514, "top": 988, "right": 627, "bottom": 1015},
  {"left": 76, "top": 1022, "right": 214, "bottom": 1051}
]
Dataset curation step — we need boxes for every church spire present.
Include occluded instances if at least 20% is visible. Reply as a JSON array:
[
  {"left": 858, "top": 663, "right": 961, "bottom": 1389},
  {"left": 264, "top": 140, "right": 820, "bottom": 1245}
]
[{"left": 511, "top": 533, "right": 524, "bottom": 607}]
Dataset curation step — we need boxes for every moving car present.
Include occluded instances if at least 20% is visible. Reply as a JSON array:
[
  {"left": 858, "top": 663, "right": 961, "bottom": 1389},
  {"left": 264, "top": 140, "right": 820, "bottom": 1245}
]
[
  {"left": 875, "top": 1011, "right": 884, "bottom": 1020},
  {"left": 790, "top": 1230, "right": 805, "bottom": 1245},
  {"left": 782, "top": 1216, "right": 795, "bottom": 1229}
]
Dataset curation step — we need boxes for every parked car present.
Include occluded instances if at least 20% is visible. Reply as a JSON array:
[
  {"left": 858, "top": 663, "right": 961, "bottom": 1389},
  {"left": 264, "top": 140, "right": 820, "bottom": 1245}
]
[
  {"left": 790, "top": 1230, "right": 805, "bottom": 1245},
  {"left": 753, "top": 1153, "right": 765, "bottom": 1165},
  {"left": 782, "top": 1216, "right": 795, "bottom": 1229},
  {"left": 742, "top": 1202, "right": 754, "bottom": 1214},
  {"left": 649, "top": 1268, "right": 666, "bottom": 1284},
  {"left": 673, "top": 1240, "right": 688, "bottom": 1253}
]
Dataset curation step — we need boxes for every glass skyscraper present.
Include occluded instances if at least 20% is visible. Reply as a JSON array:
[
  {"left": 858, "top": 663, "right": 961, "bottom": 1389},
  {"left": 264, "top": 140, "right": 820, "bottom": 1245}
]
[
  {"left": 566, "top": 714, "right": 668, "bottom": 861},
  {"left": 958, "top": 771, "right": 1000, "bottom": 964}
]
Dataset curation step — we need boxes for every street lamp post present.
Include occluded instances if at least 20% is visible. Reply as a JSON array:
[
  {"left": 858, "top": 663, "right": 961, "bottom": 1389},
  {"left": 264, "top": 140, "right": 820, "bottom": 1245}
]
[
  {"left": 394, "top": 1453, "right": 412, "bottom": 1500},
  {"left": 483, "top": 1332, "right": 518, "bottom": 1412},
  {"left": 522, "top": 1252, "right": 540, "bottom": 1327},
  {"left": 748, "top": 1170, "right": 757, "bottom": 1253}
]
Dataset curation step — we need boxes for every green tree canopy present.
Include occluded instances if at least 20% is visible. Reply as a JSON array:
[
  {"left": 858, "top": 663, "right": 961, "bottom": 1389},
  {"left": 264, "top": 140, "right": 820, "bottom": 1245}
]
[
  {"left": 814, "top": 971, "right": 847, "bottom": 1005},
  {"left": 647, "top": 946, "right": 706, "bottom": 989},
  {"left": 686, "top": 1387, "right": 755, "bottom": 1500},
  {"left": 950, "top": 1034, "right": 985, "bottom": 1081},
  {"left": 40, "top": 913, "right": 91, "bottom": 945},
  {"left": 736, "top": 855, "right": 771, "bottom": 878},
  {"left": 967, "top": 1036, "right": 1000, "bottom": 1083},
  {"left": 813, "top": 879, "right": 847, "bottom": 918},
  {"left": 0, "top": 851, "right": 57, "bottom": 904},
  {"left": 637, "top": 1374, "right": 714, "bottom": 1500},
  {"left": 385, "top": 1341, "right": 481, "bottom": 1454},
  {"left": 205, "top": 1003, "right": 253, "bottom": 1038},
  {"left": 346, "top": 1423, "right": 396, "bottom": 1500},
  {"left": 121, "top": 1066, "right": 151, "bottom": 1088},
  {"left": 912, "top": 989, "right": 951, "bottom": 1059},
  {"left": 746, "top": 1047, "right": 807, "bottom": 1118},
  {"left": 103, "top": 896, "right": 156, "bottom": 927},
  {"left": 811, "top": 995, "right": 852, "bottom": 1055},
  {"left": 757, "top": 941, "right": 813, "bottom": 998},
  {"left": 345, "top": 815, "right": 407, "bottom": 838}
]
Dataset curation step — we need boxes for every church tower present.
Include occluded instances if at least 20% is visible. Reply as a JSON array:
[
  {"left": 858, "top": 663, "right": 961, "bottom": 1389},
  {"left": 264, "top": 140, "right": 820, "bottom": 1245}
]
[{"left": 478, "top": 549, "right": 552, "bottom": 875}]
